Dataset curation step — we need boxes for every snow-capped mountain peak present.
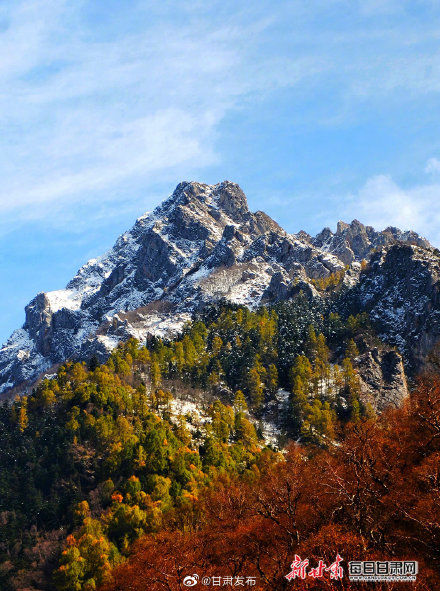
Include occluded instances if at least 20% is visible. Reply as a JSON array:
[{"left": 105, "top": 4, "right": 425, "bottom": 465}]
[{"left": 0, "top": 181, "right": 436, "bottom": 395}]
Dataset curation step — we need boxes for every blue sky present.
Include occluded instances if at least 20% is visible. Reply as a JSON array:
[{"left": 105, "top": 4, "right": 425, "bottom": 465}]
[{"left": 2, "top": 0, "right": 440, "bottom": 342}]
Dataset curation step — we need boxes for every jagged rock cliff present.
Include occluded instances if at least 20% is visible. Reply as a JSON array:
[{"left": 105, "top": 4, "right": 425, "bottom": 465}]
[
  {"left": 356, "top": 348, "right": 408, "bottom": 412},
  {"left": 310, "top": 220, "right": 430, "bottom": 265},
  {"left": 0, "top": 180, "right": 437, "bottom": 407},
  {"left": 344, "top": 243, "right": 440, "bottom": 370}
]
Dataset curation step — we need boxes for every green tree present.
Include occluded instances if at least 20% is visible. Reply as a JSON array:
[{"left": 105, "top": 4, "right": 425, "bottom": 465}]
[
  {"left": 267, "top": 363, "right": 278, "bottom": 396},
  {"left": 247, "top": 367, "right": 264, "bottom": 412},
  {"left": 150, "top": 357, "right": 161, "bottom": 389},
  {"left": 345, "top": 338, "right": 359, "bottom": 360},
  {"left": 342, "top": 357, "right": 361, "bottom": 421}
]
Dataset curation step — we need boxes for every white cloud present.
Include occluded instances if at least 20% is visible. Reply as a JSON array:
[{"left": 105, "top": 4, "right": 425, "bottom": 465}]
[
  {"left": 2, "top": 1, "right": 440, "bottom": 230},
  {"left": 425, "top": 157, "right": 440, "bottom": 174},
  {"left": 2, "top": 109, "right": 218, "bottom": 210},
  {"left": 344, "top": 174, "right": 440, "bottom": 245}
]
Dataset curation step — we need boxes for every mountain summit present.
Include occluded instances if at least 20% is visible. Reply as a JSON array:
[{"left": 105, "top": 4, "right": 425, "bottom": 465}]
[{"left": 0, "top": 181, "right": 438, "bottom": 395}]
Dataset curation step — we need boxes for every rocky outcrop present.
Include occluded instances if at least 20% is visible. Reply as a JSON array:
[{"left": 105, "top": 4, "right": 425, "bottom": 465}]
[
  {"left": 344, "top": 243, "right": 440, "bottom": 371},
  {"left": 311, "top": 219, "right": 431, "bottom": 265},
  {"left": 356, "top": 348, "right": 408, "bottom": 412}
]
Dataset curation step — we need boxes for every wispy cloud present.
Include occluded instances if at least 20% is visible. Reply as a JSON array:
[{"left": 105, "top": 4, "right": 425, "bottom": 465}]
[
  {"left": 3, "top": 109, "right": 219, "bottom": 209},
  {"left": 343, "top": 168, "right": 440, "bottom": 245},
  {"left": 0, "top": 1, "right": 317, "bottom": 225},
  {"left": 425, "top": 157, "right": 440, "bottom": 175},
  {"left": 2, "top": 0, "right": 440, "bottom": 230}
]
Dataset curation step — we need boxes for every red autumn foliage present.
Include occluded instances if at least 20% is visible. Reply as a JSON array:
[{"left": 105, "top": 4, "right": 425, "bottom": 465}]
[{"left": 101, "top": 375, "right": 440, "bottom": 590}]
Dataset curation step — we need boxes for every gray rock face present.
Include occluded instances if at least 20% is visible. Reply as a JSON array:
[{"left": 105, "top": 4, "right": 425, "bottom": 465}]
[
  {"left": 356, "top": 348, "right": 409, "bottom": 412},
  {"left": 345, "top": 243, "right": 440, "bottom": 371},
  {"left": 0, "top": 180, "right": 435, "bottom": 404},
  {"left": 311, "top": 219, "right": 431, "bottom": 265}
]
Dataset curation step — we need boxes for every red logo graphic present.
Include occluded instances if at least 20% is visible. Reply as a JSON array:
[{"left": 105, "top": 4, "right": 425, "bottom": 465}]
[{"left": 286, "top": 554, "right": 344, "bottom": 581}]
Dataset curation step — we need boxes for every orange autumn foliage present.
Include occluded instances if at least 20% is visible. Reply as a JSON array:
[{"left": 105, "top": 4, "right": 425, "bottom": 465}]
[{"left": 101, "top": 375, "right": 440, "bottom": 590}]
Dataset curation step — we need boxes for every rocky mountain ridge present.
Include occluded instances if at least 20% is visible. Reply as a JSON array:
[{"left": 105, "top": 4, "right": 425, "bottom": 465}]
[{"left": 0, "top": 180, "right": 438, "bottom": 403}]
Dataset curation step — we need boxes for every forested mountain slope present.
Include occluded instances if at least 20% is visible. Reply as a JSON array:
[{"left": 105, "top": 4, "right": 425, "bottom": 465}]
[{"left": 0, "top": 301, "right": 438, "bottom": 589}]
